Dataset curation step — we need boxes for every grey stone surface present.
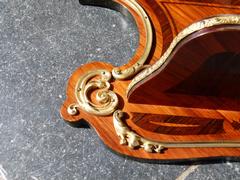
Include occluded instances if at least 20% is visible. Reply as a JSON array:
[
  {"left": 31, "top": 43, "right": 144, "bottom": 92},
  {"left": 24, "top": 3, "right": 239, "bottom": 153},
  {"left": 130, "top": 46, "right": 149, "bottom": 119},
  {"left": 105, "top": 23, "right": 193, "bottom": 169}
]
[{"left": 0, "top": 0, "right": 239, "bottom": 179}]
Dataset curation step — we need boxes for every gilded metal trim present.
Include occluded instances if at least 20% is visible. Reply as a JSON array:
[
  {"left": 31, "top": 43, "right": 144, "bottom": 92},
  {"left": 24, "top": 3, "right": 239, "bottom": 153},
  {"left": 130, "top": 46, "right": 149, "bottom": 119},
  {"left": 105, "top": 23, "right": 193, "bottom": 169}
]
[
  {"left": 112, "top": 0, "right": 153, "bottom": 79},
  {"left": 67, "top": 103, "right": 79, "bottom": 115},
  {"left": 113, "top": 110, "right": 165, "bottom": 152},
  {"left": 127, "top": 15, "right": 240, "bottom": 94},
  {"left": 68, "top": 69, "right": 119, "bottom": 116},
  {"left": 113, "top": 110, "right": 240, "bottom": 153}
]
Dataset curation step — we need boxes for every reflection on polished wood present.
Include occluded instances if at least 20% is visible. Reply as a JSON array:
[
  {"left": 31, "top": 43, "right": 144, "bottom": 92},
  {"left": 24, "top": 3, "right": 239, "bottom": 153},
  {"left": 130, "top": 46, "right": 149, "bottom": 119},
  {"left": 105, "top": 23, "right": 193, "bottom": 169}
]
[{"left": 61, "top": 0, "right": 240, "bottom": 161}]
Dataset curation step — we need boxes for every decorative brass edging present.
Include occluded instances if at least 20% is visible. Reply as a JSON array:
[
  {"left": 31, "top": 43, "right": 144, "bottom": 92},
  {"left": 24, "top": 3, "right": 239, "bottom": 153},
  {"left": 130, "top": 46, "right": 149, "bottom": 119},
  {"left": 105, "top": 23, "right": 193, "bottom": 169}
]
[
  {"left": 67, "top": 69, "right": 119, "bottom": 116},
  {"left": 113, "top": 110, "right": 240, "bottom": 153},
  {"left": 113, "top": 110, "right": 165, "bottom": 152},
  {"left": 112, "top": 0, "right": 153, "bottom": 79},
  {"left": 127, "top": 15, "right": 240, "bottom": 94}
]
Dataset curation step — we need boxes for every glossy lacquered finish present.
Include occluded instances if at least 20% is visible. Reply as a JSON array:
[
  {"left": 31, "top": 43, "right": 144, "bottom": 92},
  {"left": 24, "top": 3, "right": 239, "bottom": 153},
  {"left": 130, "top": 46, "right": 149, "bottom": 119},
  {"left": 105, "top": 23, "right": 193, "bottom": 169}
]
[{"left": 61, "top": 0, "right": 240, "bottom": 161}]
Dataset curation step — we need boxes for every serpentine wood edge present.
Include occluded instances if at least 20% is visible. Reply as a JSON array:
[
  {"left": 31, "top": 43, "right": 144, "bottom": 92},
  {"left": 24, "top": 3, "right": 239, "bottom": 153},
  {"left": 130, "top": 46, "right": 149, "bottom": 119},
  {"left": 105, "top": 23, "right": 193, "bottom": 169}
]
[{"left": 60, "top": 0, "right": 240, "bottom": 161}]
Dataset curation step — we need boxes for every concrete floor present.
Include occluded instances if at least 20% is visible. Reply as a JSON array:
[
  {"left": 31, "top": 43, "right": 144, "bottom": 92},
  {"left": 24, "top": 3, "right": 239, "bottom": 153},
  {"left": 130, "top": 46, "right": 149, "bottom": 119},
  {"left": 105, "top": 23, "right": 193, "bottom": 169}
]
[{"left": 0, "top": 0, "right": 239, "bottom": 179}]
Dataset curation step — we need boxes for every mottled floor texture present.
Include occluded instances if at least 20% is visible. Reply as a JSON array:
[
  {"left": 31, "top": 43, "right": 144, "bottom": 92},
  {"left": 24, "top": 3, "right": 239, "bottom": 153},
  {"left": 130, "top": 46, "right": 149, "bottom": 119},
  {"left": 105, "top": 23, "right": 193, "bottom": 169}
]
[{"left": 0, "top": 0, "right": 239, "bottom": 179}]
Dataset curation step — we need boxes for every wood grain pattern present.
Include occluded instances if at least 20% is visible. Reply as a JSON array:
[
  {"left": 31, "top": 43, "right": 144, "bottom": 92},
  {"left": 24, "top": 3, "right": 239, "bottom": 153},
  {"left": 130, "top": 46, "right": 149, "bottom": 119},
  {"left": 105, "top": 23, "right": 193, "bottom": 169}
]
[
  {"left": 60, "top": 0, "right": 240, "bottom": 161},
  {"left": 128, "top": 26, "right": 240, "bottom": 110},
  {"left": 131, "top": 113, "right": 225, "bottom": 135}
]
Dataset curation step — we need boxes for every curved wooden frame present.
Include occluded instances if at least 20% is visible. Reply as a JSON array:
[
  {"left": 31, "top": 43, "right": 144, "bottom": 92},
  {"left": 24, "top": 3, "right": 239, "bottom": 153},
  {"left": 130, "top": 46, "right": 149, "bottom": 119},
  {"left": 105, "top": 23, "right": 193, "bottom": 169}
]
[
  {"left": 60, "top": 0, "right": 240, "bottom": 161},
  {"left": 80, "top": 0, "right": 153, "bottom": 79}
]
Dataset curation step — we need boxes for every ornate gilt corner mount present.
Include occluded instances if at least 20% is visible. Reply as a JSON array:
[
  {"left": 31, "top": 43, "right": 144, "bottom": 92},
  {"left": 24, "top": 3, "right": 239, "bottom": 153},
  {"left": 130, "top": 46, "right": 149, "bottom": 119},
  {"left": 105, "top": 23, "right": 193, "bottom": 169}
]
[
  {"left": 113, "top": 110, "right": 165, "bottom": 153},
  {"left": 67, "top": 69, "right": 119, "bottom": 116}
]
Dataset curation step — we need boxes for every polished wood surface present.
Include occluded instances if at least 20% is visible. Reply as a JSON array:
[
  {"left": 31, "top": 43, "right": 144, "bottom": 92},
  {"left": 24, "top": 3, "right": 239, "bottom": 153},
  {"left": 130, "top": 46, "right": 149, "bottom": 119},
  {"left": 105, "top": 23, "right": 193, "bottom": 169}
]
[
  {"left": 60, "top": 0, "right": 240, "bottom": 161},
  {"left": 128, "top": 26, "right": 240, "bottom": 110},
  {"left": 61, "top": 62, "right": 240, "bottom": 161}
]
